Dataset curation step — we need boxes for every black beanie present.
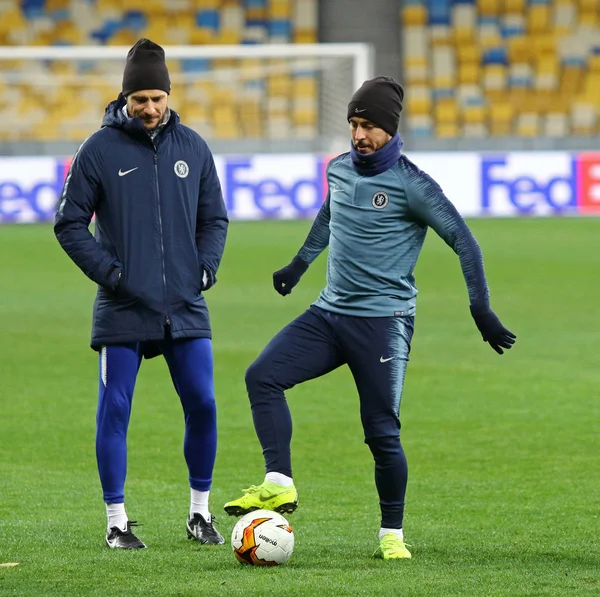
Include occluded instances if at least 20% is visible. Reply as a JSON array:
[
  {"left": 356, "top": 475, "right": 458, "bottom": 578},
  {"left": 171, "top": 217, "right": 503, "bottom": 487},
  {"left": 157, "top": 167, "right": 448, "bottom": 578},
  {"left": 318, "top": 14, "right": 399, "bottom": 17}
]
[
  {"left": 122, "top": 38, "right": 171, "bottom": 96},
  {"left": 347, "top": 76, "right": 404, "bottom": 136}
]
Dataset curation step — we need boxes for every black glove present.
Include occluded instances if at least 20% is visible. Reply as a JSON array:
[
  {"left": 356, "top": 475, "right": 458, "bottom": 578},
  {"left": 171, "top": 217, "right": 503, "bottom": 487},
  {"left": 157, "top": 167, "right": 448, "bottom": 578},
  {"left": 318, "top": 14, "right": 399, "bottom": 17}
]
[
  {"left": 201, "top": 267, "right": 216, "bottom": 291},
  {"left": 273, "top": 256, "right": 309, "bottom": 296},
  {"left": 470, "top": 304, "right": 516, "bottom": 355}
]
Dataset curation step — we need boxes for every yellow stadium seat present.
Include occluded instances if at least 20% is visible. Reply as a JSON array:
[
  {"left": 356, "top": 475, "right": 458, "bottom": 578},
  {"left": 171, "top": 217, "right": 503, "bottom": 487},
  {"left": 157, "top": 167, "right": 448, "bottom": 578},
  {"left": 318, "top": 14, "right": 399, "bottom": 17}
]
[
  {"left": 293, "top": 107, "right": 318, "bottom": 126},
  {"left": 457, "top": 44, "right": 480, "bottom": 64},
  {"left": 478, "top": 26, "right": 501, "bottom": 49},
  {"left": 560, "top": 66, "right": 584, "bottom": 92},
  {"left": 121, "top": 0, "right": 149, "bottom": 9},
  {"left": 528, "top": 5, "right": 550, "bottom": 33},
  {"left": 217, "top": 30, "right": 242, "bottom": 45},
  {"left": 293, "top": 78, "right": 317, "bottom": 98},
  {"left": 2, "top": 9, "right": 27, "bottom": 31},
  {"left": 212, "top": 105, "right": 236, "bottom": 124},
  {"left": 214, "top": 126, "right": 241, "bottom": 140},
  {"left": 406, "top": 92, "right": 432, "bottom": 116},
  {"left": 402, "top": 6, "right": 427, "bottom": 26},
  {"left": 268, "top": 76, "right": 292, "bottom": 96},
  {"left": 435, "top": 99, "right": 458, "bottom": 123},
  {"left": 478, "top": 0, "right": 500, "bottom": 16},
  {"left": 31, "top": 32, "right": 56, "bottom": 46},
  {"left": 516, "top": 113, "right": 540, "bottom": 136},
  {"left": 588, "top": 55, "right": 600, "bottom": 72},
  {"left": 463, "top": 103, "right": 486, "bottom": 124},
  {"left": 430, "top": 25, "right": 451, "bottom": 47},
  {"left": 504, "top": 0, "right": 525, "bottom": 12},
  {"left": 507, "top": 37, "right": 531, "bottom": 64},
  {"left": 96, "top": 0, "right": 120, "bottom": 10},
  {"left": 269, "top": 1, "right": 291, "bottom": 19},
  {"left": 193, "top": 0, "right": 219, "bottom": 7},
  {"left": 454, "top": 26, "right": 475, "bottom": 43},
  {"left": 537, "top": 56, "right": 558, "bottom": 76},
  {"left": 108, "top": 30, "right": 138, "bottom": 46},
  {"left": 490, "top": 121, "right": 512, "bottom": 136},
  {"left": 579, "top": 12, "right": 598, "bottom": 26},
  {"left": 144, "top": 0, "right": 170, "bottom": 14},
  {"left": 458, "top": 63, "right": 480, "bottom": 85},
  {"left": 189, "top": 28, "right": 215, "bottom": 45},
  {"left": 582, "top": 73, "right": 600, "bottom": 99},
  {"left": 294, "top": 30, "right": 317, "bottom": 43},
  {"left": 246, "top": 7, "right": 267, "bottom": 20},
  {"left": 174, "top": 13, "right": 195, "bottom": 29},
  {"left": 46, "top": 0, "right": 69, "bottom": 9},
  {"left": 532, "top": 34, "right": 556, "bottom": 56},
  {"left": 490, "top": 101, "right": 514, "bottom": 134},
  {"left": 436, "top": 122, "right": 459, "bottom": 137},
  {"left": 34, "top": 124, "right": 62, "bottom": 142}
]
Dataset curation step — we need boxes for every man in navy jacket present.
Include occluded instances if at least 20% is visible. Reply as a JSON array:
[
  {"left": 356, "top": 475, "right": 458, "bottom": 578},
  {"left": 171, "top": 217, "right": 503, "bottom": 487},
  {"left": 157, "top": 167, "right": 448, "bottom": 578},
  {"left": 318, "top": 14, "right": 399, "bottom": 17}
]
[{"left": 55, "top": 39, "right": 228, "bottom": 549}]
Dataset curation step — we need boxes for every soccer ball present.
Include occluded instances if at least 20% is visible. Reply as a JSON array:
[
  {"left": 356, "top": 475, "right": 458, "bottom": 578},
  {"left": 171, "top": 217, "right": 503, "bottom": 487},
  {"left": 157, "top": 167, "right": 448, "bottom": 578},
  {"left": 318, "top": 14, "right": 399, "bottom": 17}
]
[{"left": 231, "top": 510, "right": 294, "bottom": 566}]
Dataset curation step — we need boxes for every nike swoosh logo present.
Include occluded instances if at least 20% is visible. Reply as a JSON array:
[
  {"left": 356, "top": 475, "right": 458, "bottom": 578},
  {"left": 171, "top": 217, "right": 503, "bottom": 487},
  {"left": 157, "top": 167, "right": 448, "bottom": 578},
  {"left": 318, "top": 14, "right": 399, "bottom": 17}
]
[
  {"left": 355, "top": 108, "right": 366, "bottom": 113},
  {"left": 380, "top": 356, "right": 394, "bottom": 363},
  {"left": 118, "top": 167, "right": 138, "bottom": 177}
]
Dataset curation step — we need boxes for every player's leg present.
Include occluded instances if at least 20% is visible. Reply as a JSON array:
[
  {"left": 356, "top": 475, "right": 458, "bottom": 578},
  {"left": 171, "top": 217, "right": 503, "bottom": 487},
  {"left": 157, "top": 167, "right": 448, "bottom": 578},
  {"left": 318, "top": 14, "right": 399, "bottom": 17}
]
[
  {"left": 224, "top": 306, "right": 345, "bottom": 516},
  {"left": 342, "top": 315, "right": 415, "bottom": 559},
  {"left": 161, "top": 336, "right": 224, "bottom": 545},
  {"left": 96, "top": 343, "right": 146, "bottom": 549}
]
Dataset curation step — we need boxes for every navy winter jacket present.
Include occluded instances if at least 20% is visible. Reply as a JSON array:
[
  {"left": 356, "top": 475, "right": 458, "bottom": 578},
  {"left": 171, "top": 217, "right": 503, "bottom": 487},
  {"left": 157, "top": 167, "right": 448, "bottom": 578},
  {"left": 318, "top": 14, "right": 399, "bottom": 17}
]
[{"left": 54, "top": 96, "right": 228, "bottom": 354}]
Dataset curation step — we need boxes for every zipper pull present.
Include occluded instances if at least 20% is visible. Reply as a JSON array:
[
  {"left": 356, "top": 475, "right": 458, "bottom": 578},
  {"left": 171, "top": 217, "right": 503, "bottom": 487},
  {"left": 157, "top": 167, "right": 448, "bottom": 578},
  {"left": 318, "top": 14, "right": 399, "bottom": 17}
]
[{"left": 165, "top": 316, "right": 171, "bottom": 326}]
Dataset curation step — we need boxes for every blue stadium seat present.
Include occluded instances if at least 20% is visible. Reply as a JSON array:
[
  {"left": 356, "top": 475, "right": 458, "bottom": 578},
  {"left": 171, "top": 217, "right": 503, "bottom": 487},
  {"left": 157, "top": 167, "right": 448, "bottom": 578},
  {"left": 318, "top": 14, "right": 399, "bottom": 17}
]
[
  {"left": 196, "top": 10, "right": 220, "bottom": 31},
  {"left": 482, "top": 46, "right": 508, "bottom": 64}
]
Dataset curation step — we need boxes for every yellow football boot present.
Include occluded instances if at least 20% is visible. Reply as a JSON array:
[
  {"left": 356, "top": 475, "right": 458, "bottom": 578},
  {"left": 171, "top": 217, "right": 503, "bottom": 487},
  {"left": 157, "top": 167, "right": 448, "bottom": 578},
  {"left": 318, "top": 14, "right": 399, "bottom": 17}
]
[
  {"left": 373, "top": 533, "right": 412, "bottom": 559},
  {"left": 224, "top": 480, "right": 298, "bottom": 516}
]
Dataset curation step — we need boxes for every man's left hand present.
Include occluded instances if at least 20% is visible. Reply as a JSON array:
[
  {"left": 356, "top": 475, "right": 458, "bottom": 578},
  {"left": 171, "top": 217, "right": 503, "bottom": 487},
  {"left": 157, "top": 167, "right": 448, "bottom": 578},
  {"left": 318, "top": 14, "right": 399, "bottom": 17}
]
[
  {"left": 202, "top": 268, "right": 215, "bottom": 291},
  {"left": 470, "top": 304, "right": 516, "bottom": 355}
]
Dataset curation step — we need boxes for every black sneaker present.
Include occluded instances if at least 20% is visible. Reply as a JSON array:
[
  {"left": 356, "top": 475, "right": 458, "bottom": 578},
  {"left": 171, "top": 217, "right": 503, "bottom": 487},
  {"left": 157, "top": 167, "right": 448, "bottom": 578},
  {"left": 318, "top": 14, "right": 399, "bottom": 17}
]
[
  {"left": 186, "top": 513, "right": 225, "bottom": 545},
  {"left": 106, "top": 521, "right": 147, "bottom": 549}
]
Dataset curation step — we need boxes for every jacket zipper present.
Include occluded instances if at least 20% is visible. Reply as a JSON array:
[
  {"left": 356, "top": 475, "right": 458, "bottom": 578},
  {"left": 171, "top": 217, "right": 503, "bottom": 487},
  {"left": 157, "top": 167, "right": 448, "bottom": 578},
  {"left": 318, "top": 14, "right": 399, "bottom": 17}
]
[{"left": 153, "top": 149, "right": 170, "bottom": 327}]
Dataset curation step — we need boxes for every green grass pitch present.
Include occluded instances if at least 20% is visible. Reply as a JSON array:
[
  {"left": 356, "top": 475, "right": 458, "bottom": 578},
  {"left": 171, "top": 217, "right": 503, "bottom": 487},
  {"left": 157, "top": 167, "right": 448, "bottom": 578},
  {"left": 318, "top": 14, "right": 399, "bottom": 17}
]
[{"left": 1, "top": 219, "right": 599, "bottom": 596}]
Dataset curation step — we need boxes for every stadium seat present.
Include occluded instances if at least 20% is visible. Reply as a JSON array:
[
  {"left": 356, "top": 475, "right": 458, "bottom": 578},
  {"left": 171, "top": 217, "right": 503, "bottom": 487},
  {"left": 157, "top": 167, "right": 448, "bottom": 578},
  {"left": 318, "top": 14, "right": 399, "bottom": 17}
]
[
  {"left": 2, "top": 0, "right": 320, "bottom": 142},
  {"left": 403, "top": 0, "right": 600, "bottom": 137}
]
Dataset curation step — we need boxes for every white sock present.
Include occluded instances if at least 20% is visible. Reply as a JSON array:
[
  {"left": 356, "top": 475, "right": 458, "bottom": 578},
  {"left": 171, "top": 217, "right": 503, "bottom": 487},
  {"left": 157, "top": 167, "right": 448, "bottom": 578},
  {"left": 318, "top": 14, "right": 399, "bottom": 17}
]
[
  {"left": 265, "top": 472, "right": 294, "bottom": 487},
  {"left": 106, "top": 503, "right": 128, "bottom": 532},
  {"left": 379, "top": 527, "right": 403, "bottom": 541},
  {"left": 190, "top": 488, "right": 210, "bottom": 520}
]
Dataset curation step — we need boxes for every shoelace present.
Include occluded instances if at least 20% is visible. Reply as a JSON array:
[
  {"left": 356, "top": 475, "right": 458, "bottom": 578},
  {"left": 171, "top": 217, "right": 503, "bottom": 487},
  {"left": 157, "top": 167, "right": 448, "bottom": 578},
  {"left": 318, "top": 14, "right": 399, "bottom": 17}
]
[
  {"left": 112, "top": 521, "right": 141, "bottom": 536},
  {"left": 123, "top": 521, "right": 142, "bottom": 533},
  {"left": 192, "top": 513, "right": 220, "bottom": 527},
  {"left": 242, "top": 485, "right": 261, "bottom": 494}
]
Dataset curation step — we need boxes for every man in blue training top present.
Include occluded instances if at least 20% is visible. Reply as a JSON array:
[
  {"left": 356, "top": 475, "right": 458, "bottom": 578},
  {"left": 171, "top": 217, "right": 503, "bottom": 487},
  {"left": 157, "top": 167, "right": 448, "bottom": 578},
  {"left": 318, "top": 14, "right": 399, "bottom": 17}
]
[
  {"left": 55, "top": 39, "right": 228, "bottom": 549},
  {"left": 223, "top": 76, "right": 516, "bottom": 559}
]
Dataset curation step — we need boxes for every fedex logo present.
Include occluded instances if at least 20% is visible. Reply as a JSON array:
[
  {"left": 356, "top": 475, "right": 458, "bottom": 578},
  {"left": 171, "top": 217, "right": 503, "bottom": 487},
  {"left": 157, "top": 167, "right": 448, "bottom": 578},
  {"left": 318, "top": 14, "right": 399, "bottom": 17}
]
[
  {"left": 216, "top": 154, "right": 331, "bottom": 219},
  {"left": 0, "top": 158, "right": 71, "bottom": 223},
  {"left": 481, "top": 153, "right": 600, "bottom": 215}
]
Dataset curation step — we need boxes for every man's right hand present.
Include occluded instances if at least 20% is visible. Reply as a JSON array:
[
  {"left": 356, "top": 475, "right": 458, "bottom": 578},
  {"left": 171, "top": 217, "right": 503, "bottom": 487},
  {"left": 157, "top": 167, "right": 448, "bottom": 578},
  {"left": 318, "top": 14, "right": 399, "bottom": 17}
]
[{"left": 273, "top": 256, "right": 309, "bottom": 296}]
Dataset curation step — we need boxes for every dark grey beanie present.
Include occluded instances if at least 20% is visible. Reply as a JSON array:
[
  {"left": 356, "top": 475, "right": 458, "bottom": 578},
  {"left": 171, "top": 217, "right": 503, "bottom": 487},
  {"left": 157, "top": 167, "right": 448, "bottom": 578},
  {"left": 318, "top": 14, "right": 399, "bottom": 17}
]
[
  {"left": 122, "top": 38, "right": 171, "bottom": 96},
  {"left": 347, "top": 76, "right": 404, "bottom": 135}
]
